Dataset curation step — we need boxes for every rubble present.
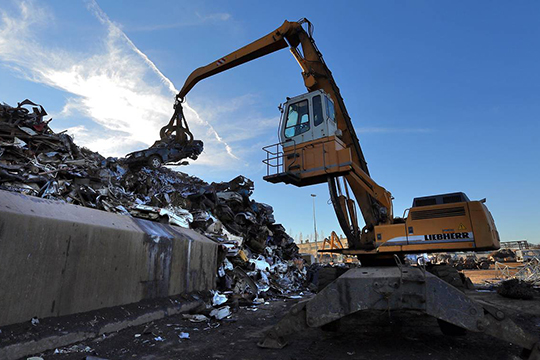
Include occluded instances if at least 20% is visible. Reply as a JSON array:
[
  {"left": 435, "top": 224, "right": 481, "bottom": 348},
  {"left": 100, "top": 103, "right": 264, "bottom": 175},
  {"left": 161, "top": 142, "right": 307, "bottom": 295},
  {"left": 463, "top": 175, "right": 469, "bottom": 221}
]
[
  {"left": 495, "top": 258, "right": 540, "bottom": 287},
  {"left": 209, "top": 306, "right": 231, "bottom": 320},
  {"left": 497, "top": 279, "right": 537, "bottom": 300},
  {"left": 211, "top": 291, "right": 228, "bottom": 306},
  {"left": 53, "top": 344, "right": 93, "bottom": 354},
  {"left": 490, "top": 248, "right": 516, "bottom": 262},
  {"left": 182, "top": 314, "right": 210, "bottom": 323},
  {"left": 514, "top": 257, "right": 540, "bottom": 285},
  {"left": 0, "top": 99, "right": 307, "bottom": 311}
]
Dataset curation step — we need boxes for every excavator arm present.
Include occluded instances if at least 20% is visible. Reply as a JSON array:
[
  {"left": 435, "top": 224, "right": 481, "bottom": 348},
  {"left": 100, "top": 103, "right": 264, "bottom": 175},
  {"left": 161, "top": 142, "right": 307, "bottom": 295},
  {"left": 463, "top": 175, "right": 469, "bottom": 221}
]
[
  {"left": 174, "top": 19, "right": 393, "bottom": 249},
  {"left": 176, "top": 22, "right": 291, "bottom": 100}
]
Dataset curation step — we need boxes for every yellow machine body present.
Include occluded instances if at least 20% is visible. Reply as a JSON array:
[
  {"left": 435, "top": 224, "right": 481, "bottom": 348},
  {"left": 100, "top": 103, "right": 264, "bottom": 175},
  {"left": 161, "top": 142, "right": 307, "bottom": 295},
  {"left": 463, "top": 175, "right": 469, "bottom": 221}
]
[
  {"left": 263, "top": 90, "right": 500, "bottom": 257},
  {"left": 357, "top": 200, "right": 499, "bottom": 255}
]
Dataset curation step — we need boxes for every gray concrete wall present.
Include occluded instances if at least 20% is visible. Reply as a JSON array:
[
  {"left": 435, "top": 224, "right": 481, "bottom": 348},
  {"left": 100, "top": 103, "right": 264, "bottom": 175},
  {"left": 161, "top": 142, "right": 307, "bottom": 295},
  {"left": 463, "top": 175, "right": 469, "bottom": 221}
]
[{"left": 0, "top": 190, "right": 217, "bottom": 327}]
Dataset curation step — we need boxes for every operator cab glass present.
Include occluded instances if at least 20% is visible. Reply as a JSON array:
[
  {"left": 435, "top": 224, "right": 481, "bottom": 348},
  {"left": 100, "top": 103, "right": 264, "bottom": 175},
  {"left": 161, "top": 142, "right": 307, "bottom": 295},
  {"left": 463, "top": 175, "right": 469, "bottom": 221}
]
[
  {"left": 284, "top": 100, "right": 310, "bottom": 138},
  {"left": 279, "top": 90, "right": 339, "bottom": 145}
]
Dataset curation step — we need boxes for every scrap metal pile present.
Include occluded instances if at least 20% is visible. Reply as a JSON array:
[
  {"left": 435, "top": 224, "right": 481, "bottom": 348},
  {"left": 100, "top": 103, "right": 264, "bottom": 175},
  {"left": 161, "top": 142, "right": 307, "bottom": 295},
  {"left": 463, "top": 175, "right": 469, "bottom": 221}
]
[
  {"left": 495, "top": 258, "right": 540, "bottom": 300},
  {"left": 0, "top": 99, "right": 307, "bottom": 303},
  {"left": 496, "top": 258, "right": 540, "bottom": 285}
]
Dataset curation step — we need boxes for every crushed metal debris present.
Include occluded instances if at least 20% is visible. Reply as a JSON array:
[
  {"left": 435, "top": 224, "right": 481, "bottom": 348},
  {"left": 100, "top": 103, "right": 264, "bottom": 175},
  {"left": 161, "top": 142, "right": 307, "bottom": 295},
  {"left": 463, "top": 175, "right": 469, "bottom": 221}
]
[
  {"left": 54, "top": 344, "right": 93, "bottom": 354},
  {"left": 0, "top": 99, "right": 307, "bottom": 306},
  {"left": 496, "top": 258, "right": 540, "bottom": 287}
]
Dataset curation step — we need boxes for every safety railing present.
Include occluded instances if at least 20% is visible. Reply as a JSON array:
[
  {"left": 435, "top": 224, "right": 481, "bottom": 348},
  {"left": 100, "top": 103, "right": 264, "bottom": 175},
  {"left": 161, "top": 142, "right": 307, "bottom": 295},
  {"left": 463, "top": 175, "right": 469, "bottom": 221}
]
[
  {"left": 263, "top": 137, "right": 341, "bottom": 177},
  {"left": 262, "top": 140, "right": 299, "bottom": 177}
]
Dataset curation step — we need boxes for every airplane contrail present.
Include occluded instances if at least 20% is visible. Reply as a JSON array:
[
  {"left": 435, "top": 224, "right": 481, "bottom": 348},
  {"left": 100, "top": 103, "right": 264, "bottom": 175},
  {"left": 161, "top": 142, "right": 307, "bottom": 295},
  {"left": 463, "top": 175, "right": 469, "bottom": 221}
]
[{"left": 86, "top": 0, "right": 239, "bottom": 160}]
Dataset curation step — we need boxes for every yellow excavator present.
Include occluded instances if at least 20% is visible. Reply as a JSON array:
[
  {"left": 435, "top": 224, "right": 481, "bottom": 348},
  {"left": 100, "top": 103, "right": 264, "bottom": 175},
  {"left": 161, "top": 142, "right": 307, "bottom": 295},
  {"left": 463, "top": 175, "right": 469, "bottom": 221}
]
[{"left": 167, "top": 18, "right": 540, "bottom": 358}]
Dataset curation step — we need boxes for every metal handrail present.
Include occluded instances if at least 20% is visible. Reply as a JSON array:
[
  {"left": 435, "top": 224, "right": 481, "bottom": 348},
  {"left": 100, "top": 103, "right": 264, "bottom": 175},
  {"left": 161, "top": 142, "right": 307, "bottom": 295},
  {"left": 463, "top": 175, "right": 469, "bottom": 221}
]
[
  {"left": 262, "top": 139, "right": 296, "bottom": 176},
  {"left": 262, "top": 136, "right": 338, "bottom": 176},
  {"left": 262, "top": 147, "right": 282, "bottom": 175}
]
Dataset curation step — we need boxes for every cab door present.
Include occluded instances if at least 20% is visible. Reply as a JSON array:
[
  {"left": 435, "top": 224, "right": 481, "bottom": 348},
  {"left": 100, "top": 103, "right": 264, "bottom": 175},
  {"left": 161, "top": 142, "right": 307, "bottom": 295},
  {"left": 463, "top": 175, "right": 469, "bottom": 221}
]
[
  {"left": 282, "top": 96, "right": 314, "bottom": 144},
  {"left": 311, "top": 92, "right": 338, "bottom": 141},
  {"left": 311, "top": 94, "right": 326, "bottom": 139}
]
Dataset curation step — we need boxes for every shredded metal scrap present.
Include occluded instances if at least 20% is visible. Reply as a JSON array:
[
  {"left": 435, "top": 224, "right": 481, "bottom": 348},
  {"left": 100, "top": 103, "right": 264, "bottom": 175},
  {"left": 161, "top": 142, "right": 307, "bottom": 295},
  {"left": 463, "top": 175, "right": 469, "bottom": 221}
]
[{"left": 0, "top": 99, "right": 307, "bottom": 303}]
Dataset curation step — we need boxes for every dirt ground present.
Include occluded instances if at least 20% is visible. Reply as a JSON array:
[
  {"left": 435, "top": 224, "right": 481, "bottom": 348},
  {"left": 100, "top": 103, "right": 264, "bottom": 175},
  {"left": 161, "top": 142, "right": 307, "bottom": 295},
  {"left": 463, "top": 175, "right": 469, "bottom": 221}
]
[
  {"left": 28, "top": 266, "right": 540, "bottom": 360},
  {"left": 463, "top": 262, "right": 523, "bottom": 285},
  {"left": 33, "top": 300, "right": 539, "bottom": 360}
]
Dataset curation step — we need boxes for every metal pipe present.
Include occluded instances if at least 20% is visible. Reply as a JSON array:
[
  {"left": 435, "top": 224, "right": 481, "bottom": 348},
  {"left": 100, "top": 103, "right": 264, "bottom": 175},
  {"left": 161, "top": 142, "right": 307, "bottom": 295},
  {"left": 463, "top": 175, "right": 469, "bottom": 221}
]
[{"left": 311, "top": 194, "right": 318, "bottom": 261}]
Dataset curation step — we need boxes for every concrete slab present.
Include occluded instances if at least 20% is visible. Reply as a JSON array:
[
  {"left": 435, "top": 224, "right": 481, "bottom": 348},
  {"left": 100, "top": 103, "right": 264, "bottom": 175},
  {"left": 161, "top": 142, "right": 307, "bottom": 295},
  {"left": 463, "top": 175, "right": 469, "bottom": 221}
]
[
  {"left": 0, "top": 190, "right": 217, "bottom": 327},
  {"left": 0, "top": 293, "right": 204, "bottom": 360}
]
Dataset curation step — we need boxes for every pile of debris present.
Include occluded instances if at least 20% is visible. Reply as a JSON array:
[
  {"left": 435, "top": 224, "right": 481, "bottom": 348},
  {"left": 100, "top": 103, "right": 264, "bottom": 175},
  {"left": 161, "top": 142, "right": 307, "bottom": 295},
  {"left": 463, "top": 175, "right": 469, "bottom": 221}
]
[
  {"left": 430, "top": 252, "right": 492, "bottom": 270},
  {"left": 0, "top": 99, "right": 307, "bottom": 304},
  {"left": 515, "top": 257, "right": 540, "bottom": 285},
  {"left": 497, "top": 279, "right": 537, "bottom": 300},
  {"left": 490, "top": 248, "right": 516, "bottom": 262}
]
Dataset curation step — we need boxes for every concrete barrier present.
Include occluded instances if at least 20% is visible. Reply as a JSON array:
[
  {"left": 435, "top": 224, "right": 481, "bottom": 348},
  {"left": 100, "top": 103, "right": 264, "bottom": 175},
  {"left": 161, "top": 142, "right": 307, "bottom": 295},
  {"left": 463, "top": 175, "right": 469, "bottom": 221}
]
[{"left": 0, "top": 190, "right": 217, "bottom": 327}]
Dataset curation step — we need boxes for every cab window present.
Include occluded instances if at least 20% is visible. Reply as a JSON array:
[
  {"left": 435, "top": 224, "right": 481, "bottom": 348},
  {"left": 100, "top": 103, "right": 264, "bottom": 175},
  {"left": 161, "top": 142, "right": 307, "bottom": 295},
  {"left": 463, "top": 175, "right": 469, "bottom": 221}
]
[
  {"left": 326, "top": 96, "right": 335, "bottom": 122},
  {"left": 313, "top": 95, "right": 323, "bottom": 126},
  {"left": 284, "top": 100, "right": 310, "bottom": 138}
]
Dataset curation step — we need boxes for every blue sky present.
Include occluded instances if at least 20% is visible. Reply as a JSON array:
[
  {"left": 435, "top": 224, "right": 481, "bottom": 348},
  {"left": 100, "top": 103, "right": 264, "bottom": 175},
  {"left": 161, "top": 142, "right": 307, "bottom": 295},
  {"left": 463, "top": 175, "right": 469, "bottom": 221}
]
[{"left": 0, "top": 1, "right": 539, "bottom": 244}]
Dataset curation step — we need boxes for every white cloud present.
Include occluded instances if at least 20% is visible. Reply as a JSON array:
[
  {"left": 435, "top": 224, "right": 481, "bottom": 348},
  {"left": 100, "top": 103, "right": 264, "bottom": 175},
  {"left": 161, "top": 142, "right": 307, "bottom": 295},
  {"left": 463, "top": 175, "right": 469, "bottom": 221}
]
[
  {"left": 191, "top": 93, "right": 279, "bottom": 143},
  {"left": 0, "top": 0, "right": 240, "bottom": 168},
  {"left": 196, "top": 12, "right": 231, "bottom": 22}
]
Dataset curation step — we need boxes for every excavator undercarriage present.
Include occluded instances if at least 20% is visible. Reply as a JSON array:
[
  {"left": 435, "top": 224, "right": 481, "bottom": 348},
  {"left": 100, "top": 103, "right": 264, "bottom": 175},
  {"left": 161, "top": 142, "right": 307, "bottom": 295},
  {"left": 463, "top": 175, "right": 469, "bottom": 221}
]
[{"left": 258, "top": 266, "right": 540, "bottom": 359}]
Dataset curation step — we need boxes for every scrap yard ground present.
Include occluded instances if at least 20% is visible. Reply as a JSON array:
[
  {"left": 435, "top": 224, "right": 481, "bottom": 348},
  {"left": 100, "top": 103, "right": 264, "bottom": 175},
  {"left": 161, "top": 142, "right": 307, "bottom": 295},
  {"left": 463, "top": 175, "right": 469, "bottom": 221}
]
[
  {"left": 462, "top": 263, "right": 523, "bottom": 285},
  {"left": 10, "top": 266, "right": 539, "bottom": 360},
  {"left": 22, "top": 295, "right": 540, "bottom": 360}
]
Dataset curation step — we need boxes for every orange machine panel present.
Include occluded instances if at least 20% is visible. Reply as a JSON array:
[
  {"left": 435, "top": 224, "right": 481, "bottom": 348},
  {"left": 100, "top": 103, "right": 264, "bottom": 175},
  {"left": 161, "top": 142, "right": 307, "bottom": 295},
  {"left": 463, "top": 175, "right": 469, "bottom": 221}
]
[
  {"left": 370, "top": 201, "right": 498, "bottom": 254},
  {"left": 282, "top": 135, "right": 353, "bottom": 184}
]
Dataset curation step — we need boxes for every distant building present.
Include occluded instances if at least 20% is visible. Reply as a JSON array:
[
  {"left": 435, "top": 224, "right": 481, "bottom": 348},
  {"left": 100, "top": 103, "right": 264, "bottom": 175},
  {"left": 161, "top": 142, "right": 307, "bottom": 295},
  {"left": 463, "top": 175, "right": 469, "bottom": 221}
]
[{"left": 500, "top": 240, "right": 530, "bottom": 250}]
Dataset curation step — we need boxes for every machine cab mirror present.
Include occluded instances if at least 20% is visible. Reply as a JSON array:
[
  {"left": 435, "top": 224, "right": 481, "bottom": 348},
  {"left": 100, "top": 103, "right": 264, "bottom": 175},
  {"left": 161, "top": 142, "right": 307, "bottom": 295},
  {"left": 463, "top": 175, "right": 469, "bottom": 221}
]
[{"left": 279, "top": 90, "right": 339, "bottom": 145}]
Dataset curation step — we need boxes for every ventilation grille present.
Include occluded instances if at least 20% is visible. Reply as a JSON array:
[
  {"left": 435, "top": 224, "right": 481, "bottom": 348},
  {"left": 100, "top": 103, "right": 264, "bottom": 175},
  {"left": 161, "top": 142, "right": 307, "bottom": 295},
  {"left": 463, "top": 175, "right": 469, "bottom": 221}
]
[{"left": 411, "top": 206, "right": 466, "bottom": 220}]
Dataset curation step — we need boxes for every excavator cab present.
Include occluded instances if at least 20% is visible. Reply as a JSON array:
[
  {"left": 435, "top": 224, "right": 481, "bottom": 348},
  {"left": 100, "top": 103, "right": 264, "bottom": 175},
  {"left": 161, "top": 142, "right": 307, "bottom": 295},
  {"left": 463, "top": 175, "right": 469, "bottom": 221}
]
[
  {"left": 264, "top": 90, "right": 354, "bottom": 187},
  {"left": 279, "top": 90, "right": 340, "bottom": 145}
]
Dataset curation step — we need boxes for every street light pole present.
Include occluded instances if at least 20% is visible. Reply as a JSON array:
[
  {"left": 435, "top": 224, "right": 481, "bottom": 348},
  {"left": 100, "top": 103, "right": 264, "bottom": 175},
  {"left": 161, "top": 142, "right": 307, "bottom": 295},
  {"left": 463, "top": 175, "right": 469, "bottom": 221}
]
[{"left": 311, "top": 194, "right": 318, "bottom": 260}]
